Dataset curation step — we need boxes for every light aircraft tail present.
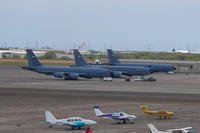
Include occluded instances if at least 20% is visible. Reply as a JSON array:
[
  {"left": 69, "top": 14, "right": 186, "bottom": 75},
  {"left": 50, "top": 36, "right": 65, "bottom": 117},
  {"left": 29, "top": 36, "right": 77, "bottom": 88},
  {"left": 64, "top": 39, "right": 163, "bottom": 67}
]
[
  {"left": 148, "top": 124, "right": 159, "bottom": 133},
  {"left": 94, "top": 105, "right": 104, "bottom": 117},
  {"left": 73, "top": 49, "right": 87, "bottom": 66},
  {"left": 140, "top": 105, "right": 149, "bottom": 113},
  {"left": 45, "top": 111, "right": 57, "bottom": 124},
  {"left": 140, "top": 106, "right": 149, "bottom": 112},
  {"left": 107, "top": 49, "right": 120, "bottom": 65},
  {"left": 26, "top": 49, "right": 42, "bottom": 67}
]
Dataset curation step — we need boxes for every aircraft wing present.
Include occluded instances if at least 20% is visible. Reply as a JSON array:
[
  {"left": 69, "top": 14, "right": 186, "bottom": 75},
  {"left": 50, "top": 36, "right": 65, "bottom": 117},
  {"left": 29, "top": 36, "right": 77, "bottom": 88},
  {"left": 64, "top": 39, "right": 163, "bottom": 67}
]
[
  {"left": 53, "top": 72, "right": 80, "bottom": 80},
  {"left": 166, "top": 127, "right": 192, "bottom": 132},
  {"left": 100, "top": 113, "right": 113, "bottom": 119}
]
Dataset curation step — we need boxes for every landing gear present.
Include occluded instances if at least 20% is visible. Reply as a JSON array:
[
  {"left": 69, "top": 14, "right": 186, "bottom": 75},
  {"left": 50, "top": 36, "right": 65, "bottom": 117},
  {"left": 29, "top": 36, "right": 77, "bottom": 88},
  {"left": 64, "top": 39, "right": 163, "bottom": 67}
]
[
  {"left": 48, "top": 125, "right": 53, "bottom": 128},
  {"left": 125, "top": 77, "right": 131, "bottom": 82},
  {"left": 159, "top": 116, "right": 171, "bottom": 120},
  {"left": 123, "top": 120, "right": 126, "bottom": 124}
]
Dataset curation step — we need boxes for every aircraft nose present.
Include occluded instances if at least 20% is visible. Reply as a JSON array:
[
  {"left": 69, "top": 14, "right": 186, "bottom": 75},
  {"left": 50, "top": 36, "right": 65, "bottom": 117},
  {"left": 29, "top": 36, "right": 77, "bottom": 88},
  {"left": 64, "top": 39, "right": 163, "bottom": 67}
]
[
  {"left": 91, "top": 120, "right": 97, "bottom": 124},
  {"left": 132, "top": 115, "right": 137, "bottom": 119},
  {"left": 166, "top": 112, "right": 173, "bottom": 116},
  {"left": 169, "top": 112, "right": 174, "bottom": 116},
  {"left": 129, "top": 115, "right": 137, "bottom": 119},
  {"left": 87, "top": 120, "right": 97, "bottom": 125}
]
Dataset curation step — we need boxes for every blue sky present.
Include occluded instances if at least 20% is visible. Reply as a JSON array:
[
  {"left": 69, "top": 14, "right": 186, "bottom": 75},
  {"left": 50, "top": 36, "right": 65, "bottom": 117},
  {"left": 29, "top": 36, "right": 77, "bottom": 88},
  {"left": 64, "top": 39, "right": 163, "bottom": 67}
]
[{"left": 0, "top": 0, "right": 200, "bottom": 51}]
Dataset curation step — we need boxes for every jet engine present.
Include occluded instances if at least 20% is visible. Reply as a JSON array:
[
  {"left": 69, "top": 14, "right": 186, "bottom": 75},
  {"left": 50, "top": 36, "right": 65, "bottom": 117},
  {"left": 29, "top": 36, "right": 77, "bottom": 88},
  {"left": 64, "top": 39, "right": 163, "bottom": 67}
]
[
  {"left": 111, "top": 71, "right": 122, "bottom": 78},
  {"left": 53, "top": 72, "right": 79, "bottom": 80},
  {"left": 53, "top": 72, "right": 64, "bottom": 78}
]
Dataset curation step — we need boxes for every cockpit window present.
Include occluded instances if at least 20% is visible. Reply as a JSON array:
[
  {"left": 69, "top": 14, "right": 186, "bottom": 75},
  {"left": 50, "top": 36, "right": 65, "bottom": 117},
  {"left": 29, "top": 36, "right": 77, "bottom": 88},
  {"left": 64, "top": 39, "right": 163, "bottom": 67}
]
[{"left": 75, "top": 118, "right": 80, "bottom": 121}]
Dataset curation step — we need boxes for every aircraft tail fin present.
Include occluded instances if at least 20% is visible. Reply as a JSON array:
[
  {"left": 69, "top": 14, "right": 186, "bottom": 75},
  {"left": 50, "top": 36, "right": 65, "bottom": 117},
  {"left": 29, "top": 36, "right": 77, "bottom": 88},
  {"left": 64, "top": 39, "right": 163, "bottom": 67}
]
[
  {"left": 45, "top": 111, "right": 57, "bottom": 124},
  {"left": 148, "top": 124, "right": 159, "bottom": 133},
  {"left": 94, "top": 105, "right": 104, "bottom": 117},
  {"left": 107, "top": 49, "right": 120, "bottom": 65},
  {"left": 26, "top": 49, "right": 42, "bottom": 67},
  {"left": 140, "top": 105, "right": 149, "bottom": 113},
  {"left": 73, "top": 49, "right": 87, "bottom": 66}
]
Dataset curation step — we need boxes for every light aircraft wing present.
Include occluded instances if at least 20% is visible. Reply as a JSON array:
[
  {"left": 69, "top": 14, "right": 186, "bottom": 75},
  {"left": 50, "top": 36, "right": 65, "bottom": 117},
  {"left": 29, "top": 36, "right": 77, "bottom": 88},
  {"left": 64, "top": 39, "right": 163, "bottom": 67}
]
[
  {"left": 100, "top": 113, "right": 113, "bottom": 119},
  {"left": 166, "top": 127, "right": 192, "bottom": 132}
]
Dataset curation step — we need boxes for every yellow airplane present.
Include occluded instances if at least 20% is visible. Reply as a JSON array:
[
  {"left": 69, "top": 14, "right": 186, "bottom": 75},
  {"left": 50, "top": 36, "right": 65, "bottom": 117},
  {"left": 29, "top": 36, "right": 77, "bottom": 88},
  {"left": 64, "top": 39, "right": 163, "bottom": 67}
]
[{"left": 140, "top": 105, "right": 174, "bottom": 119}]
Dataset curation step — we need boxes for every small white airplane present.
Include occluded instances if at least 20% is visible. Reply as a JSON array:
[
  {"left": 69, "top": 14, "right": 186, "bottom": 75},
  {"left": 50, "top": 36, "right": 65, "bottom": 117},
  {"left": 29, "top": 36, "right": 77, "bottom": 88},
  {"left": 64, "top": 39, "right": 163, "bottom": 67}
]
[
  {"left": 94, "top": 105, "right": 136, "bottom": 124},
  {"left": 45, "top": 111, "right": 96, "bottom": 130},
  {"left": 148, "top": 124, "right": 195, "bottom": 133}
]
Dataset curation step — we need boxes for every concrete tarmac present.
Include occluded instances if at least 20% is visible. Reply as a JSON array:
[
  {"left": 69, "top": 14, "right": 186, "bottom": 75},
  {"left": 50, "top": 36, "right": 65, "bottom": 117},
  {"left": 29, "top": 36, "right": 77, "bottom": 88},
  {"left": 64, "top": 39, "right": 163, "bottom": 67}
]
[{"left": 0, "top": 65, "right": 199, "bottom": 133}]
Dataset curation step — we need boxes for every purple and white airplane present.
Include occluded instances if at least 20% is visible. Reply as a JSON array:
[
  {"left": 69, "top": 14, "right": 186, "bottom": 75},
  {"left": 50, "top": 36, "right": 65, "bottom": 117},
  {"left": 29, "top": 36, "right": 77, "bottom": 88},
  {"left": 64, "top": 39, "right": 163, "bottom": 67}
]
[{"left": 94, "top": 105, "right": 136, "bottom": 124}]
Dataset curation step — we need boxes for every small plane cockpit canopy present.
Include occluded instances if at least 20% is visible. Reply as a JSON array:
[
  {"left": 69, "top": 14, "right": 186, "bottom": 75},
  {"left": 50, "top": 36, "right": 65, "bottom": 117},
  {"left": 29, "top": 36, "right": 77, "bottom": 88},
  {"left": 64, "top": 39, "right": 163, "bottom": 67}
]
[
  {"left": 67, "top": 118, "right": 82, "bottom": 122},
  {"left": 112, "top": 112, "right": 128, "bottom": 117}
]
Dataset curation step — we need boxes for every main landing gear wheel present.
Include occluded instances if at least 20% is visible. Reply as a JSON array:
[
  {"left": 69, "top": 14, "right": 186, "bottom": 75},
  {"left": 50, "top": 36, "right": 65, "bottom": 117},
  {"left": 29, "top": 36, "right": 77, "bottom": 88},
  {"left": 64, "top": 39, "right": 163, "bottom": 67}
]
[
  {"left": 125, "top": 77, "right": 131, "bottom": 82},
  {"left": 123, "top": 120, "right": 126, "bottom": 124}
]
